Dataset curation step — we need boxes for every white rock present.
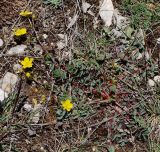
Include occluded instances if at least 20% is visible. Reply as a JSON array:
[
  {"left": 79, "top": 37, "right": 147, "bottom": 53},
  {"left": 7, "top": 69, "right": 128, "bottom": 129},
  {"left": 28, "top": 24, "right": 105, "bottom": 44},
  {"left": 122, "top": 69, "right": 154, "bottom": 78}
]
[
  {"left": 43, "top": 34, "right": 48, "bottom": 39},
  {"left": 99, "top": 0, "right": 114, "bottom": 27},
  {"left": 157, "top": 38, "right": 160, "bottom": 44},
  {"left": 0, "top": 72, "right": 19, "bottom": 93},
  {"left": 13, "top": 64, "right": 22, "bottom": 73},
  {"left": 23, "top": 103, "right": 33, "bottom": 112},
  {"left": 28, "top": 129, "right": 36, "bottom": 137},
  {"left": 57, "top": 41, "right": 66, "bottom": 50},
  {"left": 7, "top": 45, "right": 27, "bottom": 55},
  {"left": 0, "top": 39, "right": 4, "bottom": 47},
  {"left": 154, "top": 76, "right": 160, "bottom": 82},
  {"left": 50, "top": 42, "right": 54, "bottom": 46},
  {"left": 32, "top": 112, "right": 40, "bottom": 124},
  {"left": 31, "top": 104, "right": 42, "bottom": 124},
  {"left": 82, "top": 0, "right": 91, "bottom": 13},
  {"left": 34, "top": 44, "right": 43, "bottom": 55},
  {"left": 0, "top": 88, "right": 8, "bottom": 102},
  {"left": 148, "top": 79, "right": 155, "bottom": 87}
]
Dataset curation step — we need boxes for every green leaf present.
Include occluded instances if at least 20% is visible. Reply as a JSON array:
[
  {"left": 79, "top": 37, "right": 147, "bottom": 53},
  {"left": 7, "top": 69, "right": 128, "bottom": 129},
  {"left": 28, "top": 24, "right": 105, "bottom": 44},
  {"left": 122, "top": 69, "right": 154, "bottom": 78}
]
[
  {"left": 56, "top": 109, "right": 66, "bottom": 120},
  {"left": 108, "top": 145, "right": 115, "bottom": 152},
  {"left": 125, "top": 26, "right": 134, "bottom": 38},
  {"left": 53, "top": 68, "right": 66, "bottom": 79}
]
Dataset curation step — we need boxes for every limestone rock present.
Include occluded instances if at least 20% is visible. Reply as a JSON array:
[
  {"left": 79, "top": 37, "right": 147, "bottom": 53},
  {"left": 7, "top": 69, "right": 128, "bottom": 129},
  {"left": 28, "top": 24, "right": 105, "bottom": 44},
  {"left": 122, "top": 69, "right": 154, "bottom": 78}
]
[
  {"left": 7, "top": 45, "right": 27, "bottom": 55},
  {"left": 0, "top": 72, "right": 19, "bottom": 93}
]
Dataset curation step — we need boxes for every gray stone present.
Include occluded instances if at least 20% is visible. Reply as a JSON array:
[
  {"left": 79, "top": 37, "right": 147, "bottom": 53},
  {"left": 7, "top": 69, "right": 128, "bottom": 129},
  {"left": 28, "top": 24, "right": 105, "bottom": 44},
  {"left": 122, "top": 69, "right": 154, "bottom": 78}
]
[
  {"left": 13, "top": 64, "right": 22, "bottom": 73},
  {"left": 31, "top": 104, "right": 42, "bottom": 123},
  {"left": 23, "top": 103, "right": 33, "bottom": 112},
  {"left": 28, "top": 129, "right": 36, "bottom": 137},
  {"left": 7, "top": 45, "right": 27, "bottom": 55},
  {"left": 34, "top": 44, "right": 43, "bottom": 55},
  {"left": 0, "top": 72, "right": 19, "bottom": 93}
]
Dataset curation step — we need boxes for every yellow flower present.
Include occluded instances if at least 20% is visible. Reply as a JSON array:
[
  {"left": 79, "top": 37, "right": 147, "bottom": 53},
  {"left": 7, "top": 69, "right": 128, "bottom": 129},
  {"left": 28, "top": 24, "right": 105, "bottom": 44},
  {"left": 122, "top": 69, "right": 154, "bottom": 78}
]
[
  {"left": 14, "top": 28, "right": 27, "bottom": 36},
  {"left": 25, "top": 72, "right": 31, "bottom": 78},
  {"left": 20, "top": 10, "right": 33, "bottom": 17},
  {"left": 21, "top": 57, "right": 34, "bottom": 69},
  {"left": 61, "top": 99, "right": 73, "bottom": 112}
]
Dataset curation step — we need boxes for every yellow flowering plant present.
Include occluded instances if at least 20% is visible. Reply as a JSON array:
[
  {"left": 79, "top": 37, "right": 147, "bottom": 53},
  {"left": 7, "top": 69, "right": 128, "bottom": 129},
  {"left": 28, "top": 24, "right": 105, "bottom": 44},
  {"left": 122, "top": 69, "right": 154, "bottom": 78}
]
[
  {"left": 21, "top": 57, "right": 34, "bottom": 69},
  {"left": 61, "top": 99, "right": 73, "bottom": 112},
  {"left": 20, "top": 10, "right": 33, "bottom": 17},
  {"left": 14, "top": 28, "right": 27, "bottom": 37}
]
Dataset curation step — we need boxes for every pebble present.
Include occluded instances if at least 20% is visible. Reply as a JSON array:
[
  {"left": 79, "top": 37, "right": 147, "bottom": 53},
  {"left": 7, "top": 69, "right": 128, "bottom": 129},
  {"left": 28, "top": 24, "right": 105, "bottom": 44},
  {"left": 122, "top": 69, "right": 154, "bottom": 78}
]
[
  {"left": 57, "top": 34, "right": 68, "bottom": 50},
  {"left": 148, "top": 79, "right": 155, "bottom": 87},
  {"left": 31, "top": 104, "right": 42, "bottom": 123},
  {"left": 43, "top": 34, "right": 48, "bottom": 39},
  {"left": 13, "top": 64, "right": 22, "bottom": 73},
  {"left": 154, "top": 75, "right": 160, "bottom": 82},
  {"left": 28, "top": 128, "right": 36, "bottom": 137},
  {"left": 56, "top": 41, "right": 66, "bottom": 50},
  {"left": 34, "top": 44, "right": 43, "bottom": 55},
  {"left": 0, "top": 39, "right": 4, "bottom": 47},
  {"left": 23, "top": 103, "right": 33, "bottom": 112},
  {"left": 82, "top": 1, "right": 91, "bottom": 13}
]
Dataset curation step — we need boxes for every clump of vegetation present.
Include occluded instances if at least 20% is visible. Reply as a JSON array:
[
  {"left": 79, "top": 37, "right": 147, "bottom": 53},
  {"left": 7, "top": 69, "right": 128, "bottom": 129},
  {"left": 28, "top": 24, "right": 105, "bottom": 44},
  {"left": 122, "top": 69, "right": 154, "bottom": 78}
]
[
  {"left": 1, "top": 0, "right": 160, "bottom": 151},
  {"left": 42, "top": 0, "right": 61, "bottom": 7},
  {"left": 121, "top": 0, "right": 160, "bottom": 29}
]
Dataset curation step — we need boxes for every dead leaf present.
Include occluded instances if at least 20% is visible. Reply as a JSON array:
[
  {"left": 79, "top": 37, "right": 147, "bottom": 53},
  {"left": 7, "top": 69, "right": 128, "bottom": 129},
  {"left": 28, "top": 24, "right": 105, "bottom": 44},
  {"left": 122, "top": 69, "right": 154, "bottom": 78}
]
[{"left": 82, "top": 0, "right": 91, "bottom": 13}]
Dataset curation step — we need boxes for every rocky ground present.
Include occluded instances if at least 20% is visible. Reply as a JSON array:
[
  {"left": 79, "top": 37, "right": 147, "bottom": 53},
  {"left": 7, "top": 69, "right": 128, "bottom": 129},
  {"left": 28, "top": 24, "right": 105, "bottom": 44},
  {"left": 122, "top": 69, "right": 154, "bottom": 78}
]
[{"left": 0, "top": 0, "right": 160, "bottom": 152}]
